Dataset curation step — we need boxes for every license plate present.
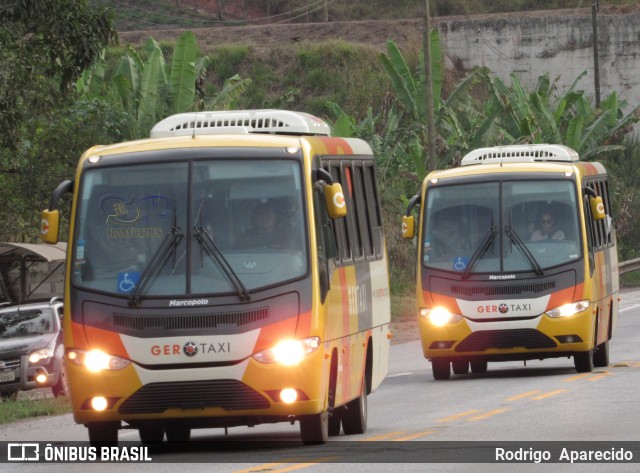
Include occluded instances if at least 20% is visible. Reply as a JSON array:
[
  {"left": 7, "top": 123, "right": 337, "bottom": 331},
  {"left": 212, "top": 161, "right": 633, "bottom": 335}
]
[{"left": 0, "top": 371, "right": 16, "bottom": 383}]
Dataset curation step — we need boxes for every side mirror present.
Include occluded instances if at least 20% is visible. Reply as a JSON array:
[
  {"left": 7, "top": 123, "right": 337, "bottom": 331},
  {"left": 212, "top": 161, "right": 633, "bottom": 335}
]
[
  {"left": 324, "top": 183, "right": 347, "bottom": 219},
  {"left": 40, "top": 179, "right": 73, "bottom": 244},
  {"left": 590, "top": 196, "right": 606, "bottom": 221},
  {"left": 402, "top": 215, "right": 415, "bottom": 239},
  {"left": 40, "top": 210, "right": 60, "bottom": 244},
  {"left": 401, "top": 193, "right": 421, "bottom": 239}
]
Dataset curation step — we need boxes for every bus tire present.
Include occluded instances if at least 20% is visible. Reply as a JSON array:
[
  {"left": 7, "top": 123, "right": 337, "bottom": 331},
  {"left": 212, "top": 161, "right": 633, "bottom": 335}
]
[
  {"left": 166, "top": 426, "right": 191, "bottom": 442},
  {"left": 452, "top": 360, "right": 469, "bottom": 375},
  {"left": 139, "top": 422, "right": 165, "bottom": 444},
  {"left": 470, "top": 361, "right": 488, "bottom": 374},
  {"left": 300, "top": 410, "right": 329, "bottom": 445},
  {"left": 328, "top": 409, "right": 341, "bottom": 436},
  {"left": 88, "top": 422, "right": 119, "bottom": 446},
  {"left": 574, "top": 350, "right": 594, "bottom": 373},
  {"left": 432, "top": 359, "right": 451, "bottom": 380},
  {"left": 593, "top": 340, "right": 609, "bottom": 367},
  {"left": 342, "top": 375, "right": 368, "bottom": 435}
]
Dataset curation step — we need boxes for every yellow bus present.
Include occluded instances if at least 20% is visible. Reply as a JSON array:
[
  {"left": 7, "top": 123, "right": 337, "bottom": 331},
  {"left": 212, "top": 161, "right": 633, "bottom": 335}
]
[
  {"left": 40, "top": 109, "right": 391, "bottom": 444},
  {"left": 402, "top": 144, "right": 618, "bottom": 380}
]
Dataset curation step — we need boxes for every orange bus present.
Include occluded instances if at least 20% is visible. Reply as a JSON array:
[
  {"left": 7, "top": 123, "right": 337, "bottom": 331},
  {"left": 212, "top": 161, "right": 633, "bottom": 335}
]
[
  {"left": 402, "top": 144, "right": 618, "bottom": 379},
  {"left": 41, "top": 109, "right": 391, "bottom": 444}
]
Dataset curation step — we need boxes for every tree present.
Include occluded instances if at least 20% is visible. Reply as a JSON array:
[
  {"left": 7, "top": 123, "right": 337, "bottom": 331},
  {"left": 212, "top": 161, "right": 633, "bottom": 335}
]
[{"left": 0, "top": 0, "right": 117, "bottom": 150}]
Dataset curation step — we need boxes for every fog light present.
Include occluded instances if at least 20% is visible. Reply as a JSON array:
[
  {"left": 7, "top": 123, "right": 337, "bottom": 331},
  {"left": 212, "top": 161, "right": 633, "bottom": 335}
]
[
  {"left": 91, "top": 397, "right": 108, "bottom": 411},
  {"left": 556, "top": 335, "right": 583, "bottom": 344},
  {"left": 280, "top": 388, "right": 298, "bottom": 404},
  {"left": 35, "top": 372, "right": 48, "bottom": 384}
]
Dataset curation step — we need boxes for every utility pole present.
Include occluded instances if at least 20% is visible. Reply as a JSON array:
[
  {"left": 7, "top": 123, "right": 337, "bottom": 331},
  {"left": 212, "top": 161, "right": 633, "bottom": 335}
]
[
  {"left": 423, "top": 0, "right": 437, "bottom": 171},
  {"left": 592, "top": 0, "right": 601, "bottom": 107}
]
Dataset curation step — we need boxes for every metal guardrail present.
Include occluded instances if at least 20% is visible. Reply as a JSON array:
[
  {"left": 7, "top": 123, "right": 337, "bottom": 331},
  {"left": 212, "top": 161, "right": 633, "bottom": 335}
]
[{"left": 620, "top": 258, "right": 640, "bottom": 275}]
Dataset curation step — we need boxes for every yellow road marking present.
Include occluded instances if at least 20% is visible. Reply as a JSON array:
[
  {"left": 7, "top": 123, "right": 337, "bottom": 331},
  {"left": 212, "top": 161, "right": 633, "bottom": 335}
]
[
  {"left": 362, "top": 431, "right": 406, "bottom": 441},
  {"left": 532, "top": 389, "right": 568, "bottom": 400},
  {"left": 467, "top": 408, "right": 509, "bottom": 421},
  {"left": 233, "top": 462, "right": 292, "bottom": 473},
  {"left": 435, "top": 409, "right": 481, "bottom": 423},
  {"left": 588, "top": 371, "right": 612, "bottom": 381},
  {"left": 266, "top": 458, "right": 341, "bottom": 473},
  {"left": 504, "top": 390, "right": 540, "bottom": 401},
  {"left": 392, "top": 430, "right": 437, "bottom": 441},
  {"left": 234, "top": 457, "right": 341, "bottom": 473},
  {"left": 564, "top": 373, "right": 591, "bottom": 382}
]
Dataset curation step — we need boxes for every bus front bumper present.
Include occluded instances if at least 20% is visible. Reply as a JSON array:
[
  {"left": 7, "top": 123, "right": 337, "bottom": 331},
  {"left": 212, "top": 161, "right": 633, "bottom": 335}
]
[
  {"left": 420, "top": 310, "right": 596, "bottom": 361},
  {"left": 67, "top": 348, "right": 330, "bottom": 426}
]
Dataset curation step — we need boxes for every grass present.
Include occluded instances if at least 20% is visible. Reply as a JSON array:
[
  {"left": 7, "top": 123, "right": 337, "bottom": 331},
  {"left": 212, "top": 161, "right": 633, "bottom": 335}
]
[{"left": 0, "top": 396, "right": 71, "bottom": 425}]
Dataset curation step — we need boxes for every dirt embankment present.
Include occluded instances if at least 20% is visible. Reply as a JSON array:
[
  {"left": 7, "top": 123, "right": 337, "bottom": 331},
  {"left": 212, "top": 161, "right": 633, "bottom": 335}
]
[{"left": 118, "top": 5, "right": 640, "bottom": 51}]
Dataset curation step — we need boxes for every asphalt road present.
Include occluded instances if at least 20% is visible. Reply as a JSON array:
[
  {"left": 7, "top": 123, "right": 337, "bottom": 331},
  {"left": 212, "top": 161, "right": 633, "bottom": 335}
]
[{"left": 1, "top": 290, "right": 639, "bottom": 472}]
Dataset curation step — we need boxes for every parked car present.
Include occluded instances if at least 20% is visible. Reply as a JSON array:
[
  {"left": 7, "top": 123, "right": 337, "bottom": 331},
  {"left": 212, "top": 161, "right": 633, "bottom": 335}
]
[{"left": 0, "top": 297, "right": 67, "bottom": 400}]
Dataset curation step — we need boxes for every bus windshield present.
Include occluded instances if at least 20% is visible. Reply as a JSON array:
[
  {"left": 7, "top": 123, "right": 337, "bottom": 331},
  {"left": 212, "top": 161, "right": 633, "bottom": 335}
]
[
  {"left": 422, "top": 179, "right": 581, "bottom": 274},
  {"left": 72, "top": 159, "right": 307, "bottom": 297}
]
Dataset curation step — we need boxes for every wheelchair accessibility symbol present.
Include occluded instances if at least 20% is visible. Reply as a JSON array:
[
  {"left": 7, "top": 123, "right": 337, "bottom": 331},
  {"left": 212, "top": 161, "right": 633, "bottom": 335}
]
[
  {"left": 453, "top": 256, "right": 469, "bottom": 272},
  {"left": 118, "top": 271, "right": 141, "bottom": 293}
]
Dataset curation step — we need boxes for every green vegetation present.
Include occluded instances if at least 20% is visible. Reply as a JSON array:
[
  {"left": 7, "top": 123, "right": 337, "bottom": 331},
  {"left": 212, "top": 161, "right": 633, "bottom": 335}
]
[
  {"left": 2, "top": 0, "right": 640, "bottom": 309},
  {"left": 0, "top": 397, "right": 71, "bottom": 425}
]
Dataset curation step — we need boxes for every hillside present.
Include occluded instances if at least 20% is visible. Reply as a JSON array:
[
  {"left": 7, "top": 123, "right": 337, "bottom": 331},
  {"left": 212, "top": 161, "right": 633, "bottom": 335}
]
[{"left": 117, "top": 4, "right": 640, "bottom": 52}]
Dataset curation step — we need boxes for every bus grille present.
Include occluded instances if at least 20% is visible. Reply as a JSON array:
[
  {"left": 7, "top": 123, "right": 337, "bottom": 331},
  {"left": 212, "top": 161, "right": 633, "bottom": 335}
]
[
  {"left": 112, "top": 307, "right": 269, "bottom": 332},
  {"left": 451, "top": 282, "right": 555, "bottom": 297},
  {"left": 455, "top": 329, "right": 557, "bottom": 352},
  {"left": 118, "top": 379, "right": 270, "bottom": 414}
]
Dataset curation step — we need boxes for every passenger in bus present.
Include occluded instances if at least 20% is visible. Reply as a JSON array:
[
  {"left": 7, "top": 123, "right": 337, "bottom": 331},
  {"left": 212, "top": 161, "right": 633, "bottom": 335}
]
[
  {"left": 236, "top": 202, "right": 291, "bottom": 250},
  {"left": 530, "top": 212, "right": 565, "bottom": 241}
]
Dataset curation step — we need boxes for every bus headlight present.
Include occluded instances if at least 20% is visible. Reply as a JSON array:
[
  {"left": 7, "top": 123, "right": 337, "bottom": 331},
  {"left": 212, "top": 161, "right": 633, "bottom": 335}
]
[
  {"left": 67, "top": 349, "right": 130, "bottom": 372},
  {"left": 546, "top": 300, "right": 591, "bottom": 318},
  {"left": 253, "top": 337, "right": 320, "bottom": 365},
  {"left": 419, "top": 307, "right": 463, "bottom": 327}
]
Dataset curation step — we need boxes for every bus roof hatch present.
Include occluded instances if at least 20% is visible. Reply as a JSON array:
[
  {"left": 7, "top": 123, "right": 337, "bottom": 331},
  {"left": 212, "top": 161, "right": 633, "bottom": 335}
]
[
  {"left": 461, "top": 144, "right": 579, "bottom": 166},
  {"left": 150, "top": 109, "right": 331, "bottom": 138}
]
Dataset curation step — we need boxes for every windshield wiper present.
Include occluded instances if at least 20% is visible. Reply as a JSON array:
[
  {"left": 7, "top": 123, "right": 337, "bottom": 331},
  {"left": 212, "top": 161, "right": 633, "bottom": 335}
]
[
  {"left": 504, "top": 225, "right": 544, "bottom": 276},
  {"left": 193, "top": 225, "right": 251, "bottom": 302},
  {"left": 129, "top": 224, "right": 184, "bottom": 307},
  {"left": 462, "top": 225, "right": 498, "bottom": 280}
]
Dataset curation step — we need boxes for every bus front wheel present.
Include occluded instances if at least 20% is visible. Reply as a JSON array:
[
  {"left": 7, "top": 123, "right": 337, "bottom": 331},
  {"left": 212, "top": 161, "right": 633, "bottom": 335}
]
[
  {"left": 431, "top": 359, "right": 451, "bottom": 380},
  {"left": 166, "top": 425, "right": 191, "bottom": 442},
  {"left": 300, "top": 410, "right": 329, "bottom": 445},
  {"left": 470, "top": 360, "right": 488, "bottom": 374},
  {"left": 593, "top": 340, "right": 609, "bottom": 367},
  {"left": 574, "top": 350, "right": 594, "bottom": 373},
  {"left": 139, "top": 422, "right": 165, "bottom": 444},
  {"left": 452, "top": 360, "right": 469, "bottom": 375},
  {"left": 87, "top": 422, "right": 119, "bottom": 446}
]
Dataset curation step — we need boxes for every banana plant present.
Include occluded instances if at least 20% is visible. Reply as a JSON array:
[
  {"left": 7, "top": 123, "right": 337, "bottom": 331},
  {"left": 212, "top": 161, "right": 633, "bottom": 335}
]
[
  {"left": 76, "top": 31, "right": 251, "bottom": 140},
  {"left": 487, "top": 71, "right": 640, "bottom": 159},
  {"left": 379, "top": 34, "right": 442, "bottom": 175},
  {"left": 168, "top": 31, "right": 198, "bottom": 115}
]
